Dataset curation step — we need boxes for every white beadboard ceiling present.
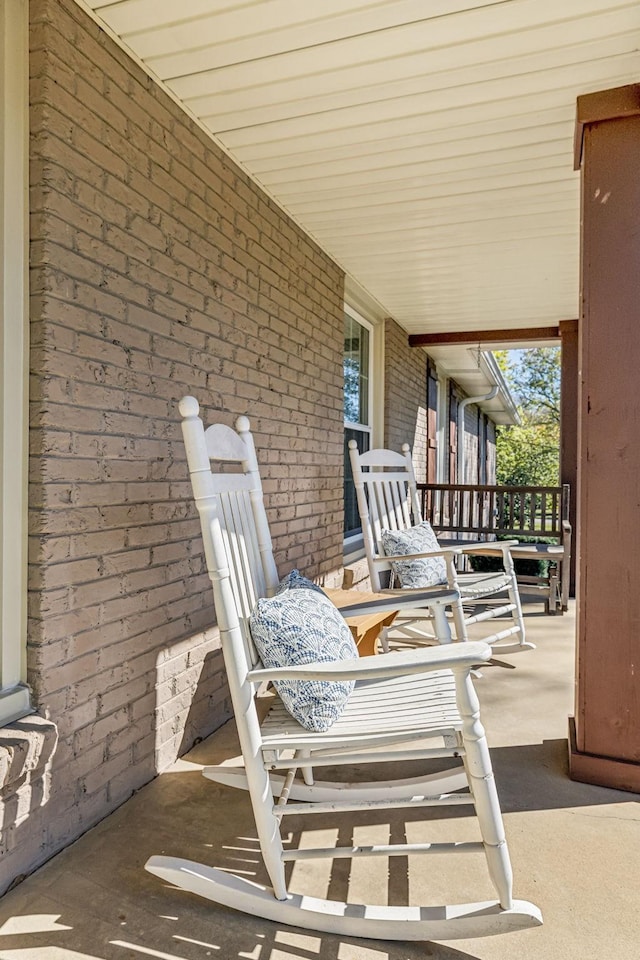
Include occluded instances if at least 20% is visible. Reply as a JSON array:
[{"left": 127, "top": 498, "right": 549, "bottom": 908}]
[{"left": 79, "top": 0, "right": 640, "bottom": 347}]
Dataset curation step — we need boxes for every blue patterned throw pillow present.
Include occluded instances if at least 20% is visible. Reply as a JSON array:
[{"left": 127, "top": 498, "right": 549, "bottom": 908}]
[
  {"left": 250, "top": 573, "right": 358, "bottom": 732},
  {"left": 380, "top": 522, "right": 448, "bottom": 588},
  {"left": 276, "top": 569, "right": 325, "bottom": 595}
]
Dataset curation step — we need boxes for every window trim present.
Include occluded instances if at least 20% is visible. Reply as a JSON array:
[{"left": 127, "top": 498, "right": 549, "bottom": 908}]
[
  {"left": 343, "top": 305, "right": 381, "bottom": 553},
  {"left": 0, "top": 0, "right": 31, "bottom": 725}
]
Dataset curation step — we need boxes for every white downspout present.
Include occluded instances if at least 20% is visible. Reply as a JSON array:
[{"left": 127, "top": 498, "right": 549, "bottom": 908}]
[{"left": 457, "top": 386, "right": 498, "bottom": 482}]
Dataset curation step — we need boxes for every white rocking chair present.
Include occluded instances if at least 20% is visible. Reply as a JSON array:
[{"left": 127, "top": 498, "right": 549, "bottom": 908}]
[
  {"left": 145, "top": 397, "right": 542, "bottom": 943},
  {"left": 349, "top": 442, "right": 533, "bottom": 655}
]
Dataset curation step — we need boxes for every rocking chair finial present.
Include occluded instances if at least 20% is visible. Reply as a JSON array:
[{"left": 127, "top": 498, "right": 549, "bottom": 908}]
[{"left": 178, "top": 395, "right": 200, "bottom": 418}]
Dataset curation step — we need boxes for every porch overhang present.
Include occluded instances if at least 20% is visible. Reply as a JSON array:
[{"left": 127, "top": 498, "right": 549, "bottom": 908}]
[{"left": 74, "top": 0, "right": 640, "bottom": 343}]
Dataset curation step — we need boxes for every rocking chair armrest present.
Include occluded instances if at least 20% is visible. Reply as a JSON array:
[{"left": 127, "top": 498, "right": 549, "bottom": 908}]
[
  {"left": 247, "top": 639, "right": 492, "bottom": 684},
  {"left": 454, "top": 539, "right": 519, "bottom": 556},
  {"left": 378, "top": 546, "right": 464, "bottom": 563},
  {"left": 334, "top": 587, "right": 460, "bottom": 619}
]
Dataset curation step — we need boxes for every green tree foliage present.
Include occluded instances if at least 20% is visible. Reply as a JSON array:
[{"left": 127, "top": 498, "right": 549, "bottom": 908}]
[
  {"left": 510, "top": 347, "right": 560, "bottom": 424},
  {"left": 496, "top": 348, "right": 560, "bottom": 487}
]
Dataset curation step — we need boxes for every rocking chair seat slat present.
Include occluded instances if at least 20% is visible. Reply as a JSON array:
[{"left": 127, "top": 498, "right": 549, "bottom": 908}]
[
  {"left": 455, "top": 572, "right": 512, "bottom": 598},
  {"left": 261, "top": 670, "right": 461, "bottom": 747}
]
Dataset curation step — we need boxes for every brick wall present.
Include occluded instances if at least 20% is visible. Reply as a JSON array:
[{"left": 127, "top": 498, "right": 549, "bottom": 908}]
[
  {"left": 383, "top": 318, "right": 428, "bottom": 481},
  {"left": 2, "top": 0, "right": 345, "bottom": 894}
]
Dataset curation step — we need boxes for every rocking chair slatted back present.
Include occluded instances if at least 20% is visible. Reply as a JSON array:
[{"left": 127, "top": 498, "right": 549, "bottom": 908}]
[
  {"left": 351, "top": 445, "right": 425, "bottom": 590},
  {"left": 180, "top": 400, "right": 279, "bottom": 666}
]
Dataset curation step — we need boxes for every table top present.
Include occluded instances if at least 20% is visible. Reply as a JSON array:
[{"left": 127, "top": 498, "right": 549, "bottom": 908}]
[
  {"left": 323, "top": 585, "right": 397, "bottom": 606},
  {"left": 468, "top": 542, "right": 564, "bottom": 557},
  {"left": 323, "top": 587, "right": 400, "bottom": 632}
]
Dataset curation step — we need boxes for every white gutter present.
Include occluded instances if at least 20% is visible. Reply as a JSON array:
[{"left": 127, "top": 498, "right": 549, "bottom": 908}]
[
  {"left": 457, "top": 386, "right": 499, "bottom": 481},
  {"left": 480, "top": 351, "right": 520, "bottom": 425}
]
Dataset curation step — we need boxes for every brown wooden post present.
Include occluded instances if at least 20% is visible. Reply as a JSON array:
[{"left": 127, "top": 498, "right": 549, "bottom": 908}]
[
  {"left": 570, "top": 84, "right": 640, "bottom": 793},
  {"left": 559, "top": 319, "right": 578, "bottom": 595}
]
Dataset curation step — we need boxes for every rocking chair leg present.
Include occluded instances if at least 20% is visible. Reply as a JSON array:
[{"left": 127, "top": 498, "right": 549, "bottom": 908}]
[
  {"left": 300, "top": 750, "right": 314, "bottom": 786},
  {"left": 229, "top": 643, "right": 289, "bottom": 900},
  {"left": 432, "top": 601, "right": 454, "bottom": 643},
  {"left": 250, "top": 773, "right": 288, "bottom": 900},
  {"left": 457, "top": 672, "right": 513, "bottom": 909},
  {"left": 452, "top": 596, "right": 468, "bottom": 642},
  {"left": 503, "top": 551, "right": 527, "bottom": 647}
]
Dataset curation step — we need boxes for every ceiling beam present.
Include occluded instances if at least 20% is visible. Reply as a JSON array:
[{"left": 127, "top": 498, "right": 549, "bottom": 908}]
[{"left": 408, "top": 326, "right": 563, "bottom": 348}]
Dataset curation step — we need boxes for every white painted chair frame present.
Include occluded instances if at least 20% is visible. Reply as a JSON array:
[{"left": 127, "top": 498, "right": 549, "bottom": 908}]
[
  {"left": 349, "top": 442, "right": 533, "bottom": 654},
  {"left": 146, "top": 398, "right": 541, "bottom": 942}
]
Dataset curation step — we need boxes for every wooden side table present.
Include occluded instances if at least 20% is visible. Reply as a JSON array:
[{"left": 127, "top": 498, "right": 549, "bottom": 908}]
[{"left": 323, "top": 588, "right": 398, "bottom": 657}]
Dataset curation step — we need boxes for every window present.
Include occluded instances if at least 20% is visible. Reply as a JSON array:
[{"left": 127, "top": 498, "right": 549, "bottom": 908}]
[
  {"left": 0, "top": 0, "right": 31, "bottom": 725},
  {"left": 343, "top": 309, "right": 372, "bottom": 541}
]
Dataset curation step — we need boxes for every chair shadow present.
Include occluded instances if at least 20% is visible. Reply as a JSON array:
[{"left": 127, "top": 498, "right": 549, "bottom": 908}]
[
  {"left": 3, "top": 727, "right": 629, "bottom": 960},
  {"left": 0, "top": 757, "right": 491, "bottom": 960},
  {"left": 490, "top": 738, "right": 638, "bottom": 813}
]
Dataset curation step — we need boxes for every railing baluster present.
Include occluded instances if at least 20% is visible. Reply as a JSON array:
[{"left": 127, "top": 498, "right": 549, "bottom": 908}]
[{"left": 539, "top": 490, "right": 545, "bottom": 534}]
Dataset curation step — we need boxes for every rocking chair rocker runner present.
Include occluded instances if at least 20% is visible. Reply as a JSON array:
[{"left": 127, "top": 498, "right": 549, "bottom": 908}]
[
  {"left": 349, "top": 442, "right": 533, "bottom": 654},
  {"left": 145, "top": 397, "right": 542, "bottom": 943}
]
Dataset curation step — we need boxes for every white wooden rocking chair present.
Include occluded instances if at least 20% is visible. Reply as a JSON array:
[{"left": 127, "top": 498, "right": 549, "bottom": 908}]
[
  {"left": 349, "top": 442, "right": 533, "bottom": 655},
  {"left": 145, "top": 397, "right": 542, "bottom": 942}
]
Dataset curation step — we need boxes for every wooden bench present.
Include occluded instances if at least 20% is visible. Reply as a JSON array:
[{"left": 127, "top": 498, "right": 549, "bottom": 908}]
[{"left": 417, "top": 483, "right": 572, "bottom": 615}]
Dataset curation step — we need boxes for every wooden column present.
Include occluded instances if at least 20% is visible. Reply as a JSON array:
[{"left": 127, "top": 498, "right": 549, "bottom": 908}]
[
  {"left": 570, "top": 84, "right": 640, "bottom": 793},
  {"left": 559, "top": 319, "right": 578, "bottom": 595}
]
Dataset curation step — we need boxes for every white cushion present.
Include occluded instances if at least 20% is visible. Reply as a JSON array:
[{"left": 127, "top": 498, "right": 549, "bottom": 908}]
[
  {"left": 380, "top": 522, "right": 448, "bottom": 588},
  {"left": 250, "top": 571, "right": 358, "bottom": 732}
]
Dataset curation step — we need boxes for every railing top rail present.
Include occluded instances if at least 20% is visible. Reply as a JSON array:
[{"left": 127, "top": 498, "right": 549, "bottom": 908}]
[{"left": 418, "top": 483, "right": 568, "bottom": 495}]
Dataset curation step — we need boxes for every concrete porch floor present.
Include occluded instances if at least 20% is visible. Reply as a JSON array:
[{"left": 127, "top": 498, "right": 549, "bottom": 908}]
[{"left": 0, "top": 598, "right": 638, "bottom": 960}]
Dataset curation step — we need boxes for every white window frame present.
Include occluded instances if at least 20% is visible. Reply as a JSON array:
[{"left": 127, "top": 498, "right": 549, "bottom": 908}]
[
  {"left": 343, "top": 304, "right": 374, "bottom": 442},
  {"left": 0, "top": 0, "right": 31, "bottom": 725}
]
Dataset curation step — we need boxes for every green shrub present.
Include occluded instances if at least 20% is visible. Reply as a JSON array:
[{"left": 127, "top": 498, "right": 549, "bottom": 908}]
[{"left": 468, "top": 535, "right": 554, "bottom": 578}]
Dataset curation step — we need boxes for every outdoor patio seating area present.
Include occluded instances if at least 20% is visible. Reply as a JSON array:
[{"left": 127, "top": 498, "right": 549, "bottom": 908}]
[
  {"left": 0, "top": 596, "right": 637, "bottom": 960},
  {"left": 2, "top": 2, "right": 640, "bottom": 955}
]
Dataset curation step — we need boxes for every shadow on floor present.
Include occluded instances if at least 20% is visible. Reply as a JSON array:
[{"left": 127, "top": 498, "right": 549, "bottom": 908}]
[{"left": 490, "top": 738, "right": 638, "bottom": 812}]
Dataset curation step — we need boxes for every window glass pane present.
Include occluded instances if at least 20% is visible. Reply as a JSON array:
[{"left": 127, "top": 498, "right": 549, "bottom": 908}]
[
  {"left": 344, "top": 314, "right": 369, "bottom": 426},
  {"left": 344, "top": 427, "right": 370, "bottom": 537}
]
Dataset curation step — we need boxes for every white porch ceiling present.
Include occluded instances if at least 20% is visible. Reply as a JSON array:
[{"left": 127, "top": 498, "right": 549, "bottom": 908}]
[{"left": 80, "top": 0, "right": 640, "bottom": 339}]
